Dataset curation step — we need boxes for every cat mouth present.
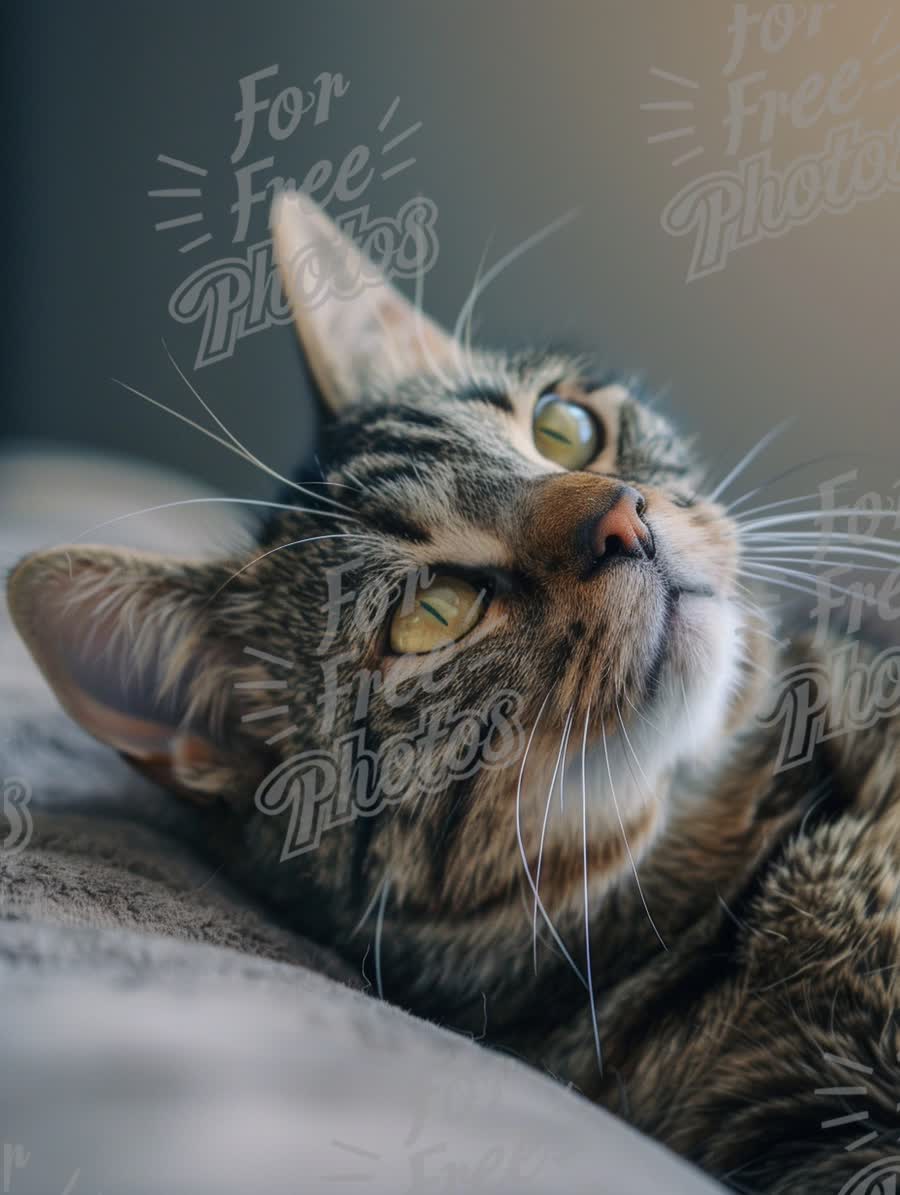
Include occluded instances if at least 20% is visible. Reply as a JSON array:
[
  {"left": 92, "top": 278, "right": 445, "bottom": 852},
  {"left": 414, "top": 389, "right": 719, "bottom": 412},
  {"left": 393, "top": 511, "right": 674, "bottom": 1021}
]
[{"left": 669, "top": 584, "right": 715, "bottom": 600}]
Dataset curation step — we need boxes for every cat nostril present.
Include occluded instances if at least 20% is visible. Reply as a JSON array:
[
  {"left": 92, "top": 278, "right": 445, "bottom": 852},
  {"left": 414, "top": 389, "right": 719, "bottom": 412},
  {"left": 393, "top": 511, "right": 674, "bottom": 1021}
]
[
  {"left": 602, "top": 533, "right": 629, "bottom": 560},
  {"left": 590, "top": 486, "right": 655, "bottom": 564}
]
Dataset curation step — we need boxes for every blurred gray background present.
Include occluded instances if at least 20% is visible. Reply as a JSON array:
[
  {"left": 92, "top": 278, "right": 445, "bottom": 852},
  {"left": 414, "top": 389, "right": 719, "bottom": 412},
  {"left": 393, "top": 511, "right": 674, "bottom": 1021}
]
[{"left": 4, "top": 0, "right": 899, "bottom": 510}]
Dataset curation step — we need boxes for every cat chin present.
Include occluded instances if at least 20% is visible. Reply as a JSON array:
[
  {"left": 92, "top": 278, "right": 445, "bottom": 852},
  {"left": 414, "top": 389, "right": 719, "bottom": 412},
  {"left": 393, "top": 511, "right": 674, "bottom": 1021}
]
[
  {"left": 651, "top": 593, "right": 745, "bottom": 764},
  {"left": 552, "top": 597, "right": 741, "bottom": 850},
  {"left": 566, "top": 595, "right": 744, "bottom": 838}
]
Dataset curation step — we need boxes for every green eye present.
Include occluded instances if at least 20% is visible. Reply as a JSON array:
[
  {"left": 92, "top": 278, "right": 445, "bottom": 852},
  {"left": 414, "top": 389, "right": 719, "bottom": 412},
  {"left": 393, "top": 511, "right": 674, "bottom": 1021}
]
[
  {"left": 533, "top": 394, "right": 602, "bottom": 469},
  {"left": 389, "top": 575, "right": 486, "bottom": 654}
]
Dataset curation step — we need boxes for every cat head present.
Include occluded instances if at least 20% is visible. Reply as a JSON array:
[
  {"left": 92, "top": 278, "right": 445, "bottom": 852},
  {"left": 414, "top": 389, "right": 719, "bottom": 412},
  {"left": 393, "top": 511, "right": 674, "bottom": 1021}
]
[{"left": 7, "top": 192, "right": 762, "bottom": 971}]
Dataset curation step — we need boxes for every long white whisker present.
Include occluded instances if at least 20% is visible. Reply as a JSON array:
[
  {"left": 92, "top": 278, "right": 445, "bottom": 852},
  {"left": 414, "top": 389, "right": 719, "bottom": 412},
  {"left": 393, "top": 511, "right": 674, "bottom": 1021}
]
[
  {"left": 732, "top": 490, "right": 846, "bottom": 521},
  {"left": 210, "top": 533, "right": 378, "bottom": 599},
  {"left": 602, "top": 721, "right": 667, "bottom": 952},
  {"left": 460, "top": 235, "right": 493, "bottom": 380},
  {"left": 738, "top": 567, "right": 859, "bottom": 605},
  {"left": 581, "top": 704, "right": 604, "bottom": 1075},
  {"left": 452, "top": 211, "right": 578, "bottom": 352},
  {"left": 740, "top": 562, "right": 883, "bottom": 602},
  {"left": 558, "top": 704, "right": 576, "bottom": 811},
  {"left": 73, "top": 496, "right": 356, "bottom": 543},
  {"left": 708, "top": 419, "right": 794, "bottom": 504},
  {"left": 113, "top": 377, "right": 270, "bottom": 466},
  {"left": 725, "top": 452, "right": 860, "bottom": 514},
  {"left": 614, "top": 699, "right": 653, "bottom": 792},
  {"left": 374, "top": 872, "right": 391, "bottom": 1000},
  {"left": 515, "top": 689, "right": 587, "bottom": 989},
  {"left": 731, "top": 600, "right": 784, "bottom": 645},
  {"left": 351, "top": 873, "right": 388, "bottom": 937},
  {"left": 744, "top": 552, "right": 900, "bottom": 574},
  {"left": 533, "top": 706, "right": 574, "bottom": 974},
  {"left": 409, "top": 242, "right": 455, "bottom": 392},
  {"left": 740, "top": 509, "right": 900, "bottom": 533},
  {"left": 742, "top": 532, "right": 900, "bottom": 556},
  {"left": 622, "top": 691, "right": 662, "bottom": 733},
  {"left": 744, "top": 538, "right": 900, "bottom": 558},
  {"left": 163, "top": 340, "right": 355, "bottom": 513}
]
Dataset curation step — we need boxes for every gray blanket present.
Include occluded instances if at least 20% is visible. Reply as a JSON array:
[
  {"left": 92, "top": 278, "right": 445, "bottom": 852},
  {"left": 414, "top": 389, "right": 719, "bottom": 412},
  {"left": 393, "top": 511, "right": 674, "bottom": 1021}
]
[{"left": 0, "top": 448, "right": 722, "bottom": 1195}]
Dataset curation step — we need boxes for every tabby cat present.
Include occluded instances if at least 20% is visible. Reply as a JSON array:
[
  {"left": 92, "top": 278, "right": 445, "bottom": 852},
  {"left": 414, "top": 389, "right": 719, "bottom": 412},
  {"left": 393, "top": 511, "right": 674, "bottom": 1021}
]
[{"left": 9, "top": 191, "right": 900, "bottom": 1194}]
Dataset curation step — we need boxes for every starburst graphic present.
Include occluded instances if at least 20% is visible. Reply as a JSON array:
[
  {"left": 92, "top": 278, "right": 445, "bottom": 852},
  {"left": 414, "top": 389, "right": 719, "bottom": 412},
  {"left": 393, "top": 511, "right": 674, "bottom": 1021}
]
[
  {"left": 817, "top": 1052, "right": 880, "bottom": 1151},
  {"left": 873, "top": 10, "right": 900, "bottom": 91},
  {"left": 816, "top": 1045, "right": 900, "bottom": 1158},
  {"left": 237, "top": 645, "right": 297, "bottom": 746},
  {"left": 643, "top": 10, "right": 900, "bottom": 174},
  {"left": 147, "top": 155, "right": 211, "bottom": 253},
  {"left": 376, "top": 96, "right": 422, "bottom": 181},
  {"left": 149, "top": 94, "right": 423, "bottom": 257},
  {"left": 641, "top": 67, "right": 704, "bottom": 168}
]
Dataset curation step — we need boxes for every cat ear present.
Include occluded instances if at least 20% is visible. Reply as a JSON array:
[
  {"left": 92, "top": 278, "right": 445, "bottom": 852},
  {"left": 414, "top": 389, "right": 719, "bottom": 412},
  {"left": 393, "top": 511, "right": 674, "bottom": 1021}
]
[
  {"left": 7, "top": 547, "right": 270, "bottom": 804},
  {"left": 271, "top": 189, "right": 457, "bottom": 412}
]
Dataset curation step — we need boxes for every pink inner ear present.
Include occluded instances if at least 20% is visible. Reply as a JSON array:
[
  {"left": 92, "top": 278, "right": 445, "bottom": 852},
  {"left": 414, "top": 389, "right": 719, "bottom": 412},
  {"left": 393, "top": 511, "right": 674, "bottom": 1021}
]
[
  {"left": 13, "top": 563, "right": 202, "bottom": 761},
  {"left": 59, "top": 684, "right": 180, "bottom": 759}
]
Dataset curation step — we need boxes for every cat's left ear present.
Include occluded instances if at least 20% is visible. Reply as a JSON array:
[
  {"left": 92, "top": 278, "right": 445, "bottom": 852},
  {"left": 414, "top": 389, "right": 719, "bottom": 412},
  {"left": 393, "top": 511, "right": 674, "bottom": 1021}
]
[
  {"left": 271, "top": 189, "right": 458, "bottom": 413},
  {"left": 7, "top": 547, "right": 271, "bottom": 804}
]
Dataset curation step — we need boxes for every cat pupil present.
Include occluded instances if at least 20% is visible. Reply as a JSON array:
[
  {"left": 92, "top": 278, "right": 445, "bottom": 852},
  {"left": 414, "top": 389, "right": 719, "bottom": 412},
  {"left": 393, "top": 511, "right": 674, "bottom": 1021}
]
[
  {"left": 539, "top": 427, "right": 572, "bottom": 445},
  {"left": 420, "top": 601, "right": 449, "bottom": 627}
]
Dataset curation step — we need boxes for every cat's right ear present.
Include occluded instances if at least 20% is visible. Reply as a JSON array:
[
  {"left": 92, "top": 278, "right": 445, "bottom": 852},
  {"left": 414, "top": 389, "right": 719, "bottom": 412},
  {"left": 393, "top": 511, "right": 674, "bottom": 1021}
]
[{"left": 271, "top": 189, "right": 458, "bottom": 413}]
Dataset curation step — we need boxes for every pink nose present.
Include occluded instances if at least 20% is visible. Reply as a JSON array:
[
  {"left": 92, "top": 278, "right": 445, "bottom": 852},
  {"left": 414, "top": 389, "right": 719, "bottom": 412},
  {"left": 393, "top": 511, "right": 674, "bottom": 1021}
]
[{"left": 591, "top": 486, "right": 654, "bottom": 561}]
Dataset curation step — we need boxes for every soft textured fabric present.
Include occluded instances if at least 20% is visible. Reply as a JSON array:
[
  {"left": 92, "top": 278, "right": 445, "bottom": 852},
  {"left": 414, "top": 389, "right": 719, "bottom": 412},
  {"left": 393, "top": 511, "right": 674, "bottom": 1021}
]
[{"left": 0, "top": 447, "right": 724, "bottom": 1194}]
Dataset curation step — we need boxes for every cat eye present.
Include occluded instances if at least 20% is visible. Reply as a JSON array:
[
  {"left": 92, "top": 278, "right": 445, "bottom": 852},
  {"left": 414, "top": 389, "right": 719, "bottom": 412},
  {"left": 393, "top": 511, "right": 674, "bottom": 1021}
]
[
  {"left": 389, "top": 574, "right": 487, "bottom": 655},
  {"left": 533, "top": 394, "right": 603, "bottom": 470}
]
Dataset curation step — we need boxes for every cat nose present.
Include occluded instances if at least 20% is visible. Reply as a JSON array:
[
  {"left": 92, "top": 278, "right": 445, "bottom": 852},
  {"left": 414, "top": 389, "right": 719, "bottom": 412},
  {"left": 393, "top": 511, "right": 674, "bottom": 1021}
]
[{"left": 589, "top": 486, "right": 655, "bottom": 564}]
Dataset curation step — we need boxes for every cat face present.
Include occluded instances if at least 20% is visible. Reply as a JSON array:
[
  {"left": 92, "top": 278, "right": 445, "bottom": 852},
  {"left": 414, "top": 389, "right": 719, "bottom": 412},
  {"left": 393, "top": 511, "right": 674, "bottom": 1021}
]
[
  {"left": 7, "top": 193, "right": 753, "bottom": 970},
  {"left": 274, "top": 354, "right": 743, "bottom": 838}
]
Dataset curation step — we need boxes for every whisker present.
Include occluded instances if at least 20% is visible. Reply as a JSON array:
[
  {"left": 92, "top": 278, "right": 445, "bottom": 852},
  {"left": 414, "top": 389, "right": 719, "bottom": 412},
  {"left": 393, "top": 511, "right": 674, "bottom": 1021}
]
[
  {"left": 740, "top": 509, "right": 900, "bottom": 534},
  {"left": 164, "top": 338, "right": 355, "bottom": 513},
  {"left": 113, "top": 377, "right": 270, "bottom": 466},
  {"left": 731, "top": 604, "right": 786, "bottom": 647},
  {"left": 725, "top": 452, "right": 866, "bottom": 515},
  {"left": 351, "top": 872, "right": 389, "bottom": 937},
  {"left": 741, "top": 562, "right": 886, "bottom": 601},
  {"left": 460, "top": 235, "right": 493, "bottom": 380},
  {"left": 745, "top": 552, "right": 900, "bottom": 574},
  {"left": 742, "top": 531, "right": 900, "bottom": 555},
  {"left": 409, "top": 239, "right": 455, "bottom": 392},
  {"left": 559, "top": 703, "right": 576, "bottom": 810},
  {"left": 614, "top": 699, "right": 653, "bottom": 793},
  {"left": 533, "top": 706, "right": 574, "bottom": 974},
  {"left": 622, "top": 691, "right": 662, "bottom": 733},
  {"left": 582, "top": 705, "right": 604, "bottom": 1074},
  {"left": 731, "top": 490, "right": 848, "bottom": 521},
  {"left": 209, "top": 533, "right": 379, "bottom": 600},
  {"left": 738, "top": 567, "right": 866, "bottom": 606},
  {"left": 452, "top": 211, "right": 578, "bottom": 362},
  {"left": 737, "top": 567, "right": 820, "bottom": 598},
  {"left": 374, "top": 872, "right": 391, "bottom": 1000},
  {"left": 73, "top": 495, "right": 357, "bottom": 543},
  {"left": 515, "top": 689, "right": 588, "bottom": 990},
  {"left": 708, "top": 419, "right": 794, "bottom": 504}
]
